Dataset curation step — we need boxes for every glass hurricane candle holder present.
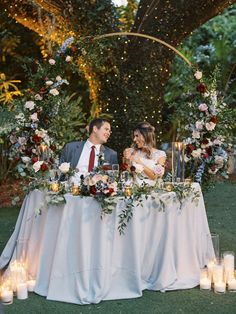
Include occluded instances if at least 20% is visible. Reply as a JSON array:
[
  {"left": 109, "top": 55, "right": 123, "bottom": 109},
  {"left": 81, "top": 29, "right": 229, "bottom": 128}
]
[
  {"left": 71, "top": 185, "right": 80, "bottom": 196},
  {"left": 223, "top": 251, "right": 234, "bottom": 271},
  {"left": 164, "top": 182, "right": 174, "bottom": 192},
  {"left": 50, "top": 181, "right": 60, "bottom": 193},
  {"left": 200, "top": 268, "right": 211, "bottom": 290},
  {"left": 172, "top": 142, "right": 185, "bottom": 183},
  {"left": 124, "top": 186, "right": 132, "bottom": 197},
  {"left": 0, "top": 276, "right": 13, "bottom": 305}
]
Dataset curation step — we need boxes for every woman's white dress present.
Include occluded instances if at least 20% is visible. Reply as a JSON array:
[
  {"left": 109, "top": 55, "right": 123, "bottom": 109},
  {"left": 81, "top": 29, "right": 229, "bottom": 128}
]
[{"left": 131, "top": 149, "right": 166, "bottom": 186}]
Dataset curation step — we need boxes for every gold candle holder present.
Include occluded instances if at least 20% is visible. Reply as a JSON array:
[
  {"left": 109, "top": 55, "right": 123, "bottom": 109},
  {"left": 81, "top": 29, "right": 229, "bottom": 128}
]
[
  {"left": 50, "top": 182, "right": 60, "bottom": 193},
  {"left": 184, "top": 178, "right": 192, "bottom": 186},
  {"left": 71, "top": 185, "right": 80, "bottom": 196},
  {"left": 124, "top": 186, "right": 132, "bottom": 197},
  {"left": 164, "top": 182, "right": 173, "bottom": 192}
]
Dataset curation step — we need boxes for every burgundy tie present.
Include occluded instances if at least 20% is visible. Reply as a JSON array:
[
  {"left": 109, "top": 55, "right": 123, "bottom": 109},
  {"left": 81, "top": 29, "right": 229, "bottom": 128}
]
[{"left": 88, "top": 146, "right": 95, "bottom": 172}]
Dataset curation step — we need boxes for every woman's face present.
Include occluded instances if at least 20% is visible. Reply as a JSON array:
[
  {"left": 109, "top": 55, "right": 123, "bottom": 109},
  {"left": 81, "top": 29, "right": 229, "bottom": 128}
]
[{"left": 133, "top": 130, "right": 145, "bottom": 148}]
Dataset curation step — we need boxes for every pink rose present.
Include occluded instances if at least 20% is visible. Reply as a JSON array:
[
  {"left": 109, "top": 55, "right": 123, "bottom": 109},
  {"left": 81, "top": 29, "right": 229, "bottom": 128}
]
[{"left": 198, "top": 103, "right": 208, "bottom": 111}]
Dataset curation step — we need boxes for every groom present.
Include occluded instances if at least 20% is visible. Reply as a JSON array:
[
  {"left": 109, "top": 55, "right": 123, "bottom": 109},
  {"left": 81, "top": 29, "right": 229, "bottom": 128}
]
[{"left": 60, "top": 118, "right": 118, "bottom": 176}]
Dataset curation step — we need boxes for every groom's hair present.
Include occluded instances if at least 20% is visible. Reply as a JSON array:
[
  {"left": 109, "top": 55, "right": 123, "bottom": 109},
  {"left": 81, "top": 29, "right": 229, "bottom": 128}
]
[{"left": 89, "top": 118, "right": 110, "bottom": 135}]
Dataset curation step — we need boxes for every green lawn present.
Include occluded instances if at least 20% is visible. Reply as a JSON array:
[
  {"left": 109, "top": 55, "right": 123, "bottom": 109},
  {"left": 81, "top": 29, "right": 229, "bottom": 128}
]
[{"left": 1, "top": 182, "right": 236, "bottom": 314}]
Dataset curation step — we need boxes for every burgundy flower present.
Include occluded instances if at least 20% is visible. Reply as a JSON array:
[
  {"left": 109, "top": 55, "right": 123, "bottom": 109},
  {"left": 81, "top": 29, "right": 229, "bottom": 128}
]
[
  {"left": 70, "top": 45, "right": 78, "bottom": 53},
  {"left": 40, "top": 163, "right": 48, "bottom": 171},
  {"left": 203, "top": 154, "right": 209, "bottom": 159},
  {"left": 196, "top": 83, "right": 207, "bottom": 93},
  {"left": 186, "top": 144, "right": 195, "bottom": 154},
  {"left": 25, "top": 148, "right": 33, "bottom": 156},
  {"left": 39, "top": 87, "right": 47, "bottom": 94},
  {"left": 201, "top": 138, "right": 209, "bottom": 145},
  {"left": 120, "top": 163, "right": 128, "bottom": 171},
  {"left": 210, "top": 116, "right": 218, "bottom": 124},
  {"left": 32, "top": 134, "right": 42, "bottom": 144},
  {"left": 90, "top": 185, "right": 97, "bottom": 195},
  {"left": 32, "top": 156, "right": 39, "bottom": 164},
  {"left": 102, "top": 165, "right": 112, "bottom": 171},
  {"left": 130, "top": 165, "right": 136, "bottom": 172},
  {"left": 50, "top": 144, "right": 56, "bottom": 152},
  {"left": 206, "top": 147, "right": 213, "bottom": 156}
]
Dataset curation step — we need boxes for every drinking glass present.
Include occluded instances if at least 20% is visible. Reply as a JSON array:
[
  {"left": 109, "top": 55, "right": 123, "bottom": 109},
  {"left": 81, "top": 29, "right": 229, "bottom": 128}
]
[{"left": 112, "top": 164, "right": 119, "bottom": 180}]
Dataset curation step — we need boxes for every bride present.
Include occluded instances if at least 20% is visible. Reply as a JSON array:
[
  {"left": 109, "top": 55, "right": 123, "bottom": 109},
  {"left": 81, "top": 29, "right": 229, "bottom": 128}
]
[{"left": 123, "top": 122, "right": 166, "bottom": 186}]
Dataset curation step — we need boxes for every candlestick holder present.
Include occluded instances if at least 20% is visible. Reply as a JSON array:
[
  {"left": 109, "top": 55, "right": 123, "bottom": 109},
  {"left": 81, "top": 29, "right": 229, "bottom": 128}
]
[{"left": 172, "top": 142, "right": 185, "bottom": 183}]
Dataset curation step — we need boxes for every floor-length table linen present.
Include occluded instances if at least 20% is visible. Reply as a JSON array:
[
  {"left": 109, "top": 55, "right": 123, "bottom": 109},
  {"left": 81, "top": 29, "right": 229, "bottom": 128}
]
[{"left": 0, "top": 183, "right": 213, "bottom": 304}]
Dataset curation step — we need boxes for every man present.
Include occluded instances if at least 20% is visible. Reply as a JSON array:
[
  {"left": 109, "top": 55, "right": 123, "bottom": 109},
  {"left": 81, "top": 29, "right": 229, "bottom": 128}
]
[{"left": 60, "top": 118, "right": 118, "bottom": 179}]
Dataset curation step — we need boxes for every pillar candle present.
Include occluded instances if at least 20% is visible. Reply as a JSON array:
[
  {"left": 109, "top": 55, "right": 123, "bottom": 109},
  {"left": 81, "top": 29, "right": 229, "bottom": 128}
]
[
  {"left": 228, "top": 279, "right": 236, "bottom": 291},
  {"left": 1, "top": 289, "right": 13, "bottom": 304},
  {"left": 214, "top": 281, "right": 226, "bottom": 293},
  {"left": 200, "top": 277, "right": 211, "bottom": 290},
  {"left": 27, "top": 279, "right": 36, "bottom": 292},
  {"left": 16, "top": 283, "right": 28, "bottom": 299}
]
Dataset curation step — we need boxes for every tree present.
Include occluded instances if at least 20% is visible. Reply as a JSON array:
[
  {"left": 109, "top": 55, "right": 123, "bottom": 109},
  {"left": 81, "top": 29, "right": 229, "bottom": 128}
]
[{"left": 1, "top": 0, "right": 235, "bottom": 155}]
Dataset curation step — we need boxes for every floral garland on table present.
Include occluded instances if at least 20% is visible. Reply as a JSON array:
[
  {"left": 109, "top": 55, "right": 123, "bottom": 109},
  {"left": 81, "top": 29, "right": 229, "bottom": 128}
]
[{"left": 184, "top": 70, "right": 230, "bottom": 185}]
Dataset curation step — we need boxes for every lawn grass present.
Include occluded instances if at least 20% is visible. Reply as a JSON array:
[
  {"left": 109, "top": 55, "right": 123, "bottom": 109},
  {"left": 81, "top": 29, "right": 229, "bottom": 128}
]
[{"left": 0, "top": 181, "right": 236, "bottom": 314}]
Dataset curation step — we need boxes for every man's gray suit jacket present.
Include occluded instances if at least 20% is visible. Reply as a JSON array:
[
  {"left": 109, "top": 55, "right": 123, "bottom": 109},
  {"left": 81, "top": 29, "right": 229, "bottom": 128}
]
[{"left": 59, "top": 140, "right": 118, "bottom": 169}]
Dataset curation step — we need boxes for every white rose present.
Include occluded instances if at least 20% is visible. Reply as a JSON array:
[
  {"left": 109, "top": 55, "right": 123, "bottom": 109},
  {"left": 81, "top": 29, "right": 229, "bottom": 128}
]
[
  {"left": 198, "top": 103, "right": 208, "bottom": 112},
  {"left": 30, "top": 112, "right": 38, "bottom": 122},
  {"left": 46, "top": 80, "right": 54, "bottom": 86},
  {"left": 205, "top": 122, "right": 216, "bottom": 131},
  {"left": 49, "top": 59, "right": 56, "bottom": 65},
  {"left": 34, "top": 94, "right": 43, "bottom": 101},
  {"left": 49, "top": 88, "right": 59, "bottom": 96},
  {"left": 214, "top": 156, "right": 224, "bottom": 167},
  {"left": 213, "top": 139, "right": 222, "bottom": 146},
  {"left": 15, "top": 112, "right": 25, "bottom": 121},
  {"left": 24, "top": 101, "right": 35, "bottom": 110},
  {"left": 191, "top": 148, "right": 202, "bottom": 158},
  {"left": 65, "top": 55, "right": 72, "bottom": 62},
  {"left": 56, "top": 75, "right": 62, "bottom": 81},
  {"left": 59, "top": 162, "right": 70, "bottom": 173},
  {"left": 195, "top": 121, "right": 204, "bottom": 130},
  {"left": 33, "top": 161, "right": 44, "bottom": 172},
  {"left": 192, "top": 130, "right": 200, "bottom": 139},
  {"left": 21, "top": 156, "right": 31, "bottom": 163},
  {"left": 194, "top": 70, "right": 202, "bottom": 80},
  {"left": 35, "top": 129, "right": 47, "bottom": 138}
]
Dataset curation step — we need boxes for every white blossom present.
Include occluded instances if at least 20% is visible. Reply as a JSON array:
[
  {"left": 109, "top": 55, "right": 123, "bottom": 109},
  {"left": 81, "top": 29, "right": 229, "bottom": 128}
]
[
  {"left": 205, "top": 122, "right": 216, "bottom": 131},
  {"left": 192, "top": 130, "right": 201, "bottom": 139},
  {"left": 59, "top": 162, "right": 70, "bottom": 173},
  {"left": 33, "top": 161, "right": 44, "bottom": 172},
  {"left": 65, "top": 55, "right": 72, "bottom": 62},
  {"left": 30, "top": 112, "right": 39, "bottom": 122},
  {"left": 21, "top": 156, "right": 31, "bottom": 163},
  {"left": 46, "top": 80, "right": 54, "bottom": 86},
  {"left": 34, "top": 94, "right": 43, "bottom": 101},
  {"left": 25, "top": 101, "right": 36, "bottom": 110},
  {"left": 191, "top": 148, "right": 202, "bottom": 158},
  {"left": 194, "top": 71, "right": 202, "bottom": 80},
  {"left": 49, "top": 88, "right": 59, "bottom": 96},
  {"left": 49, "top": 59, "right": 56, "bottom": 65}
]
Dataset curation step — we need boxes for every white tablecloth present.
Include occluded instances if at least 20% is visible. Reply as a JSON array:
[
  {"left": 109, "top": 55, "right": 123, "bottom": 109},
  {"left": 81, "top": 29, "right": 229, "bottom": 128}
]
[{"left": 0, "top": 183, "right": 213, "bottom": 304}]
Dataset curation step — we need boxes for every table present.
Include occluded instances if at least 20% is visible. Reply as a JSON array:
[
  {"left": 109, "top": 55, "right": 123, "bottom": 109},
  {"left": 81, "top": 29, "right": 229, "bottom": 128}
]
[{"left": 0, "top": 183, "right": 213, "bottom": 305}]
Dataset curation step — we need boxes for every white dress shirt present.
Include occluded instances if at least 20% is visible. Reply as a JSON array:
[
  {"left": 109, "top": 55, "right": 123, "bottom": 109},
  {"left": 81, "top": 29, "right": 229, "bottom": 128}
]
[{"left": 72, "top": 140, "right": 101, "bottom": 184}]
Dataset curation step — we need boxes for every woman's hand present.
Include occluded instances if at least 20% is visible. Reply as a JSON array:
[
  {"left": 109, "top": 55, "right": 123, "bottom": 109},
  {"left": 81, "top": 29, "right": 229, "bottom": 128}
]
[{"left": 123, "top": 148, "right": 133, "bottom": 161}]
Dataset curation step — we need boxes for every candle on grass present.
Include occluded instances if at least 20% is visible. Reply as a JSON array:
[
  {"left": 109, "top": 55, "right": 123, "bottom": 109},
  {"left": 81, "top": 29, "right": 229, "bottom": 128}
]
[
  {"left": 214, "top": 281, "right": 226, "bottom": 293},
  {"left": 16, "top": 282, "right": 28, "bottom": 299},
  {"left": 1, "top": 289, "right": 13, "bottom": 305},
  {"left": 27, "top": 279, "right": 36, "bottom": 292}
]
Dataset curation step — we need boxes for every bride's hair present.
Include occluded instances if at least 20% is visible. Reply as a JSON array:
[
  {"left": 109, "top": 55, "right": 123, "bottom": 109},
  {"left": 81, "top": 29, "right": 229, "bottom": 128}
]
[{"left": 132, "top": 122, "right": 156, "bottom": 158}]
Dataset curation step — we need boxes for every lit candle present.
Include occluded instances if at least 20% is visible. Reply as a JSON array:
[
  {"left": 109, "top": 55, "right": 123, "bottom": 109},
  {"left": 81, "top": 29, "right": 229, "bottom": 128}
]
[
  {"left": 27, "top": 279, "right": 36, "bottom": 292},
  {"left": 164, "top": 183, "right": 173, "bottom": 192},
  {"left": 1, "top": 289, "right": 13, "bottom": 304},
  {"left": 213, "top": 264, "right": 223, "bottom": 284},
  {"left": 71, "top": 185, "right": 80, "bottom": 196},
  {"left": 228, "top": 278, "right": 236, "bottom": 291},
  {"left": 16, "top": 283, "right": 28, "bottom": 299},
  {"left": 50, "top": 182, "right": 60, "bottom": 192},
  {"left": 207, "top": 260, "right": 215, "bottom": 282},
  {"left": 200, "top": 277, "right": 211, "bottom": 290},
  {"left": 124, "top": 186, "right": 132, "bottom": 197},
  {"left": 224, "top": 253, "right": 234, "bottom": 270},
  {"left": 214, "top": 281, "right": 226, "bottom": 293}
]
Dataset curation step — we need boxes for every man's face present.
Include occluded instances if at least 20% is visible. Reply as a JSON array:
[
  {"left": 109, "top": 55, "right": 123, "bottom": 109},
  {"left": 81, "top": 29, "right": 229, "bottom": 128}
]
[{"left": 94, "top": 122, "right": 111, "bottom": 144}]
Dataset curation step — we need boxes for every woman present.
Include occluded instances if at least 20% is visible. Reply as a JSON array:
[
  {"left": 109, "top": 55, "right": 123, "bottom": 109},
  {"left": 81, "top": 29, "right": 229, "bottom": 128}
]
[{"left": 123, "top": 122, "right": 166, "bottom": 186}]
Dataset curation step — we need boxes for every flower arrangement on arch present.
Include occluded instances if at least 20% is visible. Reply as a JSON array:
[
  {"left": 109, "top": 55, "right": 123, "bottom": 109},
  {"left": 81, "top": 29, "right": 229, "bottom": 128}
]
[{"left": 183, "top": 70, "right": 229, "bottom": 184}]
